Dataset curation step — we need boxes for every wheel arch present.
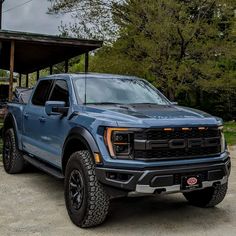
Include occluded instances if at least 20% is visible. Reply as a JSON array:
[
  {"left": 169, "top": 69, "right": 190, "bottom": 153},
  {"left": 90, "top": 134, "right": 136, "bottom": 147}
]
[
  {"left": 2, "top": 113, "right": 21, "bottom": 148},
  {"left": 62, "top": 127, "right": 100, "bottom": 174}
]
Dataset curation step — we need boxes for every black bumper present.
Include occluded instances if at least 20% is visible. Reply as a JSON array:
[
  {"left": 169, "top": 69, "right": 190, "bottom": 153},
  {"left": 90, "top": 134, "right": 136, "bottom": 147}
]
[{"left": 96, "top": 158, "right": 231, "bottom": 193}]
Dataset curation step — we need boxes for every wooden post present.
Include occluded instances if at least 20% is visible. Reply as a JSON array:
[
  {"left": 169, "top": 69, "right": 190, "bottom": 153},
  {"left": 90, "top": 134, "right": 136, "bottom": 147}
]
[
  {"left": 37, "top": 70, "right": 40, "bottom": 81},
  {"left": 19, "top": 73, "right": 22, "bottom": 87},
  {"left": 65, "top": 59, "right": 69, "bottom": 73},
  {"left": 9, "top": 40, "right": 15, "bottom": 101},
  {"left": 50, "top": 65, "right": 53, "bottom": 75},
  {"left": 85, "top": 52, "right": 89, "bottom": 73},
  {"left": 26, "top": 74, "right": 29, "bottom": 88}
]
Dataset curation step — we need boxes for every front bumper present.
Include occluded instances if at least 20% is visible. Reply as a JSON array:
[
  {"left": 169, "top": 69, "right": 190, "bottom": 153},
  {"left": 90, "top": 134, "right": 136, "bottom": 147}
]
[{"left": 96, "top": 157, "right": 231, "bottom": 195}]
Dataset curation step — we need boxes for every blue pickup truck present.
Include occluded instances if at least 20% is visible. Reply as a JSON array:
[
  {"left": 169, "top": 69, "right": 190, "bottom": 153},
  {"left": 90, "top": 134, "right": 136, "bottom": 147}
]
[{"left": 2, "top": 73, "right": 231, "bottom": 228}]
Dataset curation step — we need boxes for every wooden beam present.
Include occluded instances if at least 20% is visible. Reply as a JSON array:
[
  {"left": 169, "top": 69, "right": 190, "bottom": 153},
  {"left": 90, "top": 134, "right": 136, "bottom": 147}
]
[
  {"left": 37, "top": 70, "right": 40, "bottom": 81},
  {"left": 85, "top": 52, "right": 89, "bottom": 73},
  {"left": 9, "top": 40, "right": 15, "bottom": 102},
  {"left": 19, "top": 73, "right": 22, "bottom": 87},
  {"left": 26, "top": 74, "right": 29, "bottom": 88},
  {"left": 50, "top": 65, "right": 53, "bottom": 75},
  {"left": 65, "top": 59, "right": 69, "bottom": 73}
]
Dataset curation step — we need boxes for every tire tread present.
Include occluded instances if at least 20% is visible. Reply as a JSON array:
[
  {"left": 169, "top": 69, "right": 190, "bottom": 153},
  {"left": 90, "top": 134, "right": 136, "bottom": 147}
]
[{"left": 65, "top": 150, "right": 109, "bottom": 228}]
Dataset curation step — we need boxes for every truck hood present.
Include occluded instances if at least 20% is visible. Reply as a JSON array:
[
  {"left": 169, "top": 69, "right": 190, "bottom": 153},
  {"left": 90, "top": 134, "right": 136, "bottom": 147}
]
[{"left": 83, "top": 104, "right": 222, "bottom": 127}]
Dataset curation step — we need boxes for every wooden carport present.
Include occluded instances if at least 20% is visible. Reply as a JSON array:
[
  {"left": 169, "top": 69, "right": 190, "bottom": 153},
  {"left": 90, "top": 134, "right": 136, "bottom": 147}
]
[{"left": 0, "top": 30, "right": 103, "bottom": 101}]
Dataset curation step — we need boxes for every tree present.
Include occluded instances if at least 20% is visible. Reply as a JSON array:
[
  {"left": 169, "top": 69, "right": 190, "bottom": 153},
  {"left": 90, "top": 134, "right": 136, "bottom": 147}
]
[
  {"left": 48, "top": 0, "right": 236, "bottom": 119},
  {"left": 48, "top": 0, "right": 123, "bottom": 40}
]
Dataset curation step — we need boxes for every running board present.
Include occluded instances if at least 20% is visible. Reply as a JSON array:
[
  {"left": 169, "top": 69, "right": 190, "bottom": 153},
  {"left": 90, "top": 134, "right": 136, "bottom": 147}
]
[{"left": 23, "top": 155, "right": 64, "bottom": 179}]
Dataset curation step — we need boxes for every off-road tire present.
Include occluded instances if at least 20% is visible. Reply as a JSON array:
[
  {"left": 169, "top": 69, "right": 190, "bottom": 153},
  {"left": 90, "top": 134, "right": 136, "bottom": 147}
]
[
  {"left": 183, "top": 183, "right": 228, "bottom": 207},
  {"left": 64, "top": 150, "right": 110, "bottom": 228},
  {"left": 2, "top": 128, "right": 26, "bottom": 174}
]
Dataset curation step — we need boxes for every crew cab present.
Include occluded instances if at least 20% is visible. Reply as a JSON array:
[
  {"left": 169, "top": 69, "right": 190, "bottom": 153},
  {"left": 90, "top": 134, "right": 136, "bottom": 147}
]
[{"left": 2, "top": 73, "right": 231, "bottom": 228}]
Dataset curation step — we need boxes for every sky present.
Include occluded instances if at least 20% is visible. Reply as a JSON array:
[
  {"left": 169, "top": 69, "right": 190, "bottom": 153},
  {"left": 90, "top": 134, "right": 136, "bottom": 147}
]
[{"left": 2, "top": 0, "right": 72, "bottom": 35}]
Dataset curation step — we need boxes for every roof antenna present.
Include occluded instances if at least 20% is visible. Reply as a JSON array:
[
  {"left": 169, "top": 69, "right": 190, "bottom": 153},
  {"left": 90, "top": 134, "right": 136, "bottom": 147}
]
[{"left": 84, "top": 52, "right": 89, "bottom": 105}]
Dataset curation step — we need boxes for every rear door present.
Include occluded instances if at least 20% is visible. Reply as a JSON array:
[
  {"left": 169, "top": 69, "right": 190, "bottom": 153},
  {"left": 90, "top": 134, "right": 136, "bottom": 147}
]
[{"left": 22, "top": 79, "right": 54, "bottom": 158}]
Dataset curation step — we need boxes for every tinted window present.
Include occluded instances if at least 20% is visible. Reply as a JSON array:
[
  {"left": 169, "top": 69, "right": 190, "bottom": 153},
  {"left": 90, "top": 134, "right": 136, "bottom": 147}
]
[
  {"left": 49, "top": 80, "right": 69, "bottom": 105},
  {"left": 32, "top": 80, "right": 53, "bottom": 106}
]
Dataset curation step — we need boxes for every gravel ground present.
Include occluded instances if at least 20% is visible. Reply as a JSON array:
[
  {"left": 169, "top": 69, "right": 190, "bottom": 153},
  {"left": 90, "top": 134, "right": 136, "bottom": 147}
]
[{"left": 0, "top": 147, "right": 235, "bottom": 236}]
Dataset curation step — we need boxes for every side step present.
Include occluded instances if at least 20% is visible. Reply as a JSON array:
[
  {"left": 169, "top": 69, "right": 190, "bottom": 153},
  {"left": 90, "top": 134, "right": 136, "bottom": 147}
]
[{"left": 23, "top": 155, "right": 64, "bottom": 179}]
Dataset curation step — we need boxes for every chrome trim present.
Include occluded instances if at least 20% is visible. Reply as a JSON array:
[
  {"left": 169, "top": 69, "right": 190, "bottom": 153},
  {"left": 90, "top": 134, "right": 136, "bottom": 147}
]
[{"left": 134, "top": 176, "right": 228, "bottom": 194}]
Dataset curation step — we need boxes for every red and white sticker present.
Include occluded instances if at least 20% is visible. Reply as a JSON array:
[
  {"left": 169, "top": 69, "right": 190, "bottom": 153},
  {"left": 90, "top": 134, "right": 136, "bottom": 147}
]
[{"left": 187, "top": 177, "right": 198, "bottom": 186}]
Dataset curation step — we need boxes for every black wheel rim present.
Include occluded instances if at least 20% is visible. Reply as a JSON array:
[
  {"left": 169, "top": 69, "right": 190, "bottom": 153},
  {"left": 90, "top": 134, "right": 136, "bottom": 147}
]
[
  {"left": 69, "top": 169, "right": 84, "bottom": 211},
  {"left": 3, "top": 133, "right": 12, "bottom": 169}
]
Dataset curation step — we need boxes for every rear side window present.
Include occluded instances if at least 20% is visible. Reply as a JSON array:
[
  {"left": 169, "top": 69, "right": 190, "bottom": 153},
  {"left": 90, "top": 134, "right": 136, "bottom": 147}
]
[
  {"left": 49, "top": 80, "right": 69, "bottom": 105},
  {"left": 32, "top": 80, "right": 53, "bottom": 106}
]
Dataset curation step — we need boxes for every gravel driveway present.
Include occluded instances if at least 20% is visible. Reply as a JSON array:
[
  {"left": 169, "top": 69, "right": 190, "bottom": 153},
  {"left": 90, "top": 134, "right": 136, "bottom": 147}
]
[{"left": 0, "top": 147, "right": 235, "bottom": 236}]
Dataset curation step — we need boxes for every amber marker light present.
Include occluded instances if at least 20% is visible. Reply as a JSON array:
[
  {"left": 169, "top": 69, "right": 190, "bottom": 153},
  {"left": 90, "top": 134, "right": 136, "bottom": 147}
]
[
  {"left": 198, "top": 127, "right": 206, "bottom": 130},
  {"left": 182, "top": 128, "right": 191, "bottom": 131},
  {"left": 164, "top": 128, "right": 174, "bottom": 131},
  {"left": 94, "top": 153, "right": 102, "bottom": 164},
  {"left": 105, "top": 128, "right": 128, "bottom": 157}
]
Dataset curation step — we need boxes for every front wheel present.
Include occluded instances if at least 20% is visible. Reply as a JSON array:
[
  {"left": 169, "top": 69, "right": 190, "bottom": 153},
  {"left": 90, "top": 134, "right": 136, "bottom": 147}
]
[
  {"left": 64, "top": 150, "right": 110, "bottom": 228},
  {"left": 183, "top": 183, "right": 228, "bottom": 208}
]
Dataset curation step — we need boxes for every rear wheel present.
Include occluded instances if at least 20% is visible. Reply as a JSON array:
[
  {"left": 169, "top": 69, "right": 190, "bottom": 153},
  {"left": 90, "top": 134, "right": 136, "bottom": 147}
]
[
  {"left": 2, "top": 128, "right": 26, "bottom": 174},
  {"left": 64, "top": 150, "right": 110, "bottom": 228},
  {"left": 183, "top": 183, "right": 228, "bottom": 207}
]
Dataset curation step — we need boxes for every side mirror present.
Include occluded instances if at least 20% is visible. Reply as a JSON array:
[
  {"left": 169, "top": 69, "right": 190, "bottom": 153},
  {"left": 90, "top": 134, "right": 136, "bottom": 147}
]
[
  {"left": 171, "top": 101, "right": 178, "bottom": 105},
  {"left": 45, "top": 101, "right": 69, "bottom": 116}
]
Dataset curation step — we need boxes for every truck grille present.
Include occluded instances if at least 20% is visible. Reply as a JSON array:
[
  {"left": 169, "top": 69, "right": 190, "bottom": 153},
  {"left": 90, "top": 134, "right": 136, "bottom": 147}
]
[
  {"left": 134, "top": 127, "right": 221, "bottom": 161},
  {"left": 135, "top": 128, "right": 220, "bottom": 140}
]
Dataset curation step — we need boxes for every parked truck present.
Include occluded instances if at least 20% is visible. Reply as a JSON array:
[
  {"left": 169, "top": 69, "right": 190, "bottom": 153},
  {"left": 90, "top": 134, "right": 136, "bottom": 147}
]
[{"left": 2, "top": 73, "right": 231, "bottom": 228}]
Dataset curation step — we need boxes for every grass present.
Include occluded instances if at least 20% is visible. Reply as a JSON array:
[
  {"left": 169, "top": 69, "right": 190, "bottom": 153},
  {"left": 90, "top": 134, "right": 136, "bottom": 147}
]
[{"left": 224, "top": 121, "right": 236, "bottom": 146}]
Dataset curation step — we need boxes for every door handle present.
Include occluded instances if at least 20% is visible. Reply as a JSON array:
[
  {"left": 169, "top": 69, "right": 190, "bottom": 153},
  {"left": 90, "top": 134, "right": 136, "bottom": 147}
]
[
  {"left": 39, "top": 117, "right": 46, "bottom": 123},
  {"left": 23, "top": 113, "right": 29, "bottom": 119}
]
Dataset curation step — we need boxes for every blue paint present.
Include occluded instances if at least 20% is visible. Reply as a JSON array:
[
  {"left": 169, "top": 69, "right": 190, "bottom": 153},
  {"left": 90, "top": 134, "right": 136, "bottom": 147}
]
[{"left": 7, "top": 73, "right": 227, "bottom": 171}]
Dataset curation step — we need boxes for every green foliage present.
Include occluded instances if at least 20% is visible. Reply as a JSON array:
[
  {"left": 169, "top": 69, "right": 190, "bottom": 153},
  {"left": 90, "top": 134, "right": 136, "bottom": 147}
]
[
  {"left": 224, "top": 121, "right": 236, "bottom": 145},
  {"left": 48, "top": 0, "right": 121, "bottom": 40},
  {"left": 49, "top": 0, "right": 236, "bottom": 120},
  {"left": 0, "top": 70, "right": 8, "bottom": 77}
]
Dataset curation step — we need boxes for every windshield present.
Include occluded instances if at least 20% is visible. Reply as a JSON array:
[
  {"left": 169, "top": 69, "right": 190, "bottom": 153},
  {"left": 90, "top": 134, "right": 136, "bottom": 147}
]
[{"left": 73, "top": 76, "right": 169, "bottom": 105}]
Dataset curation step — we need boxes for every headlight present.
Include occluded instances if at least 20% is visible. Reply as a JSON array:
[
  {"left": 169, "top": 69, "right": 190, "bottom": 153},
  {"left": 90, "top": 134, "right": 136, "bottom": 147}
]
[
  {"left": 104, "top": 128, "right": 134, "bottom": 159},
  {"left": 218, "top": 126, "right": 226, "bottom": 152}
]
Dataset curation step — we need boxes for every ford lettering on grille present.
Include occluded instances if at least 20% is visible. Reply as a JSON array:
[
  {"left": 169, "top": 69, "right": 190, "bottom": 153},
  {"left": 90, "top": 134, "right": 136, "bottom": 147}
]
[
  {"left": 134, "top": 128, "right": 222, "bottom": 160},
  {"left": 146, "top": 137, "right": 220, "bottom": 150}
]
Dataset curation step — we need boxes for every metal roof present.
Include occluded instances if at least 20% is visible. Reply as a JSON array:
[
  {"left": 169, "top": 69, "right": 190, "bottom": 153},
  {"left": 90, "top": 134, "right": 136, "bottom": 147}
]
[{"left": 0, "top": 30, "right": 103, "bottom": 74}]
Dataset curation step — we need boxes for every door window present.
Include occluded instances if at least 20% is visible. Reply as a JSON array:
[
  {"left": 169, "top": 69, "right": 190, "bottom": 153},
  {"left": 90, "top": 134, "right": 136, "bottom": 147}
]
[
  {"left": 32, "top": 80, "right": 53, "bottom": 106},
  {"left": 49, "top": 80, "right": 69, "bottom": 105}
]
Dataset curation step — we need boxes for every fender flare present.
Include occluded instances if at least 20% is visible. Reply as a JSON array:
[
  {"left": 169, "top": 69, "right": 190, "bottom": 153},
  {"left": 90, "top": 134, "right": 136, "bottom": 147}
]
[
  {"left": 62, "top": 126, "right": 100, "bottom": 170},
  {"left": 3, "top": 113, "right": 21, "bottom": 148}
]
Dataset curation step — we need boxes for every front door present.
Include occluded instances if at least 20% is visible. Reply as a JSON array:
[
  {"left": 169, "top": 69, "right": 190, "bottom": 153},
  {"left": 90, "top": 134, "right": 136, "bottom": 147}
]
[{"left": 38, "top": 79, "right": 71, "bottom": 167}]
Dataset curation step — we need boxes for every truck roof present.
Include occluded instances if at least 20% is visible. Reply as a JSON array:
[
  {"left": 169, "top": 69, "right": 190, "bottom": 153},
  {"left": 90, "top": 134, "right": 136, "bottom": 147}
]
[{"left": 40, "top": 73, "right": 140, "bottom": 81}]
